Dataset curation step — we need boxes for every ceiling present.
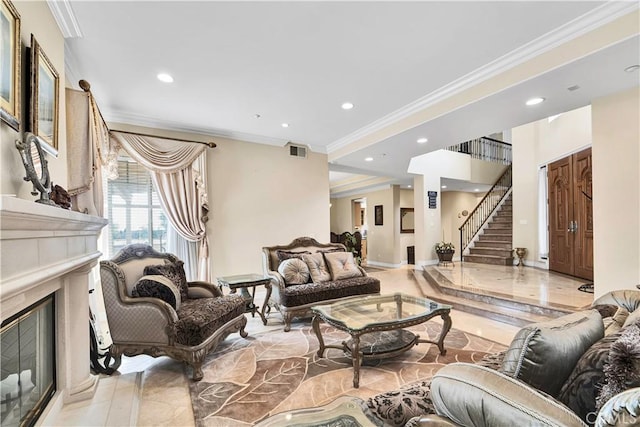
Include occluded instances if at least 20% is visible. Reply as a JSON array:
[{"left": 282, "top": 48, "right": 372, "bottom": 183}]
[{"left": 59, "top": 1, "right": 640, "bottom": 195}]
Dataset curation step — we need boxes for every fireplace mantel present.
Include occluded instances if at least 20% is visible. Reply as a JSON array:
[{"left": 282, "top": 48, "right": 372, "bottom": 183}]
[{"left": 0, "top": 195, "right": 108, "bottom": 421}]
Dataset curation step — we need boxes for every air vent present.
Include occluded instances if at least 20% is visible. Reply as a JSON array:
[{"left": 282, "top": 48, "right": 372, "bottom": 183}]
[{"left": 287, "top": 143, "right": 307, "bottom": 158}]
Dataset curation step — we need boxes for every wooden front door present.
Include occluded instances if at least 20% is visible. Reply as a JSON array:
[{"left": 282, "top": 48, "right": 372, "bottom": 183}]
[{"left": 548, "top": 148, "right": 593, "bottom": 280}]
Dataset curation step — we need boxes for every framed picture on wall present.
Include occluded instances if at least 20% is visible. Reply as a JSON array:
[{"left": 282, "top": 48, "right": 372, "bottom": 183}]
[
  {"left": 374, "top": 205, "right": 383, "bottom": 226},
  {"left": 30, "top": 34, "right": 59, "bottom": 156},
  {"left": 1, "top": 0, "right": 21, "bottom": 131}
]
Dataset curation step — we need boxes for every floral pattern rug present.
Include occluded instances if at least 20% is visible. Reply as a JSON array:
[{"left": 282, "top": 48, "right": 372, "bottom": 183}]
[{"left": 189, "top": 321, "right": 505, "bottom": 426}]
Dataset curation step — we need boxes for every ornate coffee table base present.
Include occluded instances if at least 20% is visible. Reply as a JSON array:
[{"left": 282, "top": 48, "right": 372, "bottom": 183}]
[{"left": 312, "top": 311, "right": 452, "bottom": 388}]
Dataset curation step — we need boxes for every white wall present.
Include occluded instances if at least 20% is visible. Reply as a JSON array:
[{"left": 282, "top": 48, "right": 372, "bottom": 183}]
[
  {"left": 1, "top": 2, "right": 67, "bottom": 199},
  {"left": 511, "top": 106, "right": 592, "bottom": 265},
  {"left": 591, "top": 87, "right": 640, "bottom": 297}
]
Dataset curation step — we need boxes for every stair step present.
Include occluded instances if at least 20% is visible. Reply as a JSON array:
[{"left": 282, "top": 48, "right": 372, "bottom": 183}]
[
  {"left": 469, "top": 248, "right": 513, "bottom": 256},
  {"left": 418, "top": 267, "right": 571, "bottom": 327},
  {"left": 474, "top": 241, "right": 513, "bottom": 249},
  {"left": 483, "top": 228, "right": 512, "bottom": 235},
  {"left": 487, "top": 223, "right": 512, "bottom": 230},
  {"left": 464, "top": 254, "right": 514, "bottom": 265},
  {"left": 492, "top": 216, "right": 511, "bottom": 222}
]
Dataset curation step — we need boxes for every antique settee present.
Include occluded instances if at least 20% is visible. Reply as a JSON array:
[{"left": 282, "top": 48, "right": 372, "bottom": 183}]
[
  {"left": 99, "top": 244, "right": 248, "bottom": 380},
  {"left": 364, "top": 290, "right": 640, "bottom": 427},
  {"left": 262, "top": 236, "right": 380, "bottom": 331}
]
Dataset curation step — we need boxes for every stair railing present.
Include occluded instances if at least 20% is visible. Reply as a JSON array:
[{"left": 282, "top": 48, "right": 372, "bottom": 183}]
[
  {"left": 459, "top": 165, "right": 512, "bottom": 261},
  {"left": 446, "top": 137, "right": 512, "bottom": 164}
]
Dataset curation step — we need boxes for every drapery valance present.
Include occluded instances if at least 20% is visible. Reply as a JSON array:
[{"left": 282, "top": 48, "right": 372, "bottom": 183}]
[
  {"left": 109, "top": 131, "right": 211, "bottom": 281},
  {"left": 109, "top": 131, "right": 205, "bottom": 174}
]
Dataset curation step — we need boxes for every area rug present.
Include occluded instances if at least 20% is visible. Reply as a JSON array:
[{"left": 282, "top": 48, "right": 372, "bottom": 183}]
[{"left": 189, "top": 322, "right": 506, "bottom": 426}]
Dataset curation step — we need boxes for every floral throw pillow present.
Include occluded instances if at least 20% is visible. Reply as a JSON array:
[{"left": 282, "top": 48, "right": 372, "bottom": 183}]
[
  {"left": 366, "top": 380, "right": 435, "bottom": 427},
  {"left": 143, "top": 260, "right": 188, "bottom": 300}
]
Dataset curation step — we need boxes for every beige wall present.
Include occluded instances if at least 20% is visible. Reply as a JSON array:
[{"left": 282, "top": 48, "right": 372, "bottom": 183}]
[
  {"left": 330, "top": 185, "right": 408, "bottom": 267},
  {"left": 592, "top": 87, "right": 640, "bottom": 297},
  {"left": 1, "top": 2, "right": 67, "bottom": 199},
  {"left": 511, "top": 106, "right": 592, "bottom": 265},
  {"left": 111, "top": 123, "right": 331, "bottom": 278},
  {"left": 209, "top": 136, "right": 330, "bottom": 277},
  {"left": 441, "top": 191, "right": 484, "bottom": 250}
]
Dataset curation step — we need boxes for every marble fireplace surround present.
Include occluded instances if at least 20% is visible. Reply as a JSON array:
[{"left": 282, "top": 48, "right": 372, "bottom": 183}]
[{"left": 0, "top": 196, "right": 108, "bottom": 423}]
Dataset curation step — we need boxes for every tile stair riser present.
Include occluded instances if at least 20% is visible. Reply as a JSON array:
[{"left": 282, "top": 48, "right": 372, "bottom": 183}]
[
  {"left": 463, "top": 255, "right": 513, "bottom": 265},
  {"left": 469, "top": 248, "right": 514, "bottom": 256}
]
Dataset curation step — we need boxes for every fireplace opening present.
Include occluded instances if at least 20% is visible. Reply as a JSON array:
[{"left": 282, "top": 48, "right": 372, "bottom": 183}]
[{"left": 1, "top": 296, "right": 56, "bottom": 427}]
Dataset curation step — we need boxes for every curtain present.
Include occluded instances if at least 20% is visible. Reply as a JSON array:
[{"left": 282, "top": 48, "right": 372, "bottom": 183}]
[
  {"left": 65, "top": 88, "right": 115, "bottom": 216},
  {"left": 538, "top": 166, "right": 549, "bottom": 260},
  {"left": 109, "top": 131, "right": 210, "bottom": 281}
]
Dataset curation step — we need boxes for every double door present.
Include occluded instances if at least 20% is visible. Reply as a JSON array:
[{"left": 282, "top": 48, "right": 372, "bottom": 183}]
[{"left": 548, "top": 148, "right": 593, "bottom": 280}]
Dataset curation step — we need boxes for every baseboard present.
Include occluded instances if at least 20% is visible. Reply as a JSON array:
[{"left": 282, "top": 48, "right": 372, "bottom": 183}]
[{"left": 366, "top": 260, "right": 403, "bottom": 269}]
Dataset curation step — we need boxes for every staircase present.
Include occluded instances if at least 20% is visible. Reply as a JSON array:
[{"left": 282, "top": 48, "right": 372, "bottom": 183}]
[{"left": 464, "top": 195, "right": 514, "bottom": 265}]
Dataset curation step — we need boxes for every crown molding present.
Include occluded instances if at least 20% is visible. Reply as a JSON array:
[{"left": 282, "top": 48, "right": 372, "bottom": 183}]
[
  {"left": 47, "top": 0, "right": 82, "bottom": 38},
  {"left": 105, "top": 109, "right": 325, "bottom": 153},
  {"left": 326, "top": 1, "right": 639, "bottom": 154}
]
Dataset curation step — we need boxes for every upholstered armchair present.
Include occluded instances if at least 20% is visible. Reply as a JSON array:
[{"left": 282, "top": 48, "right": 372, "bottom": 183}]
[{"left": 99, "top": 244, "right": 248, "bottom": 380}]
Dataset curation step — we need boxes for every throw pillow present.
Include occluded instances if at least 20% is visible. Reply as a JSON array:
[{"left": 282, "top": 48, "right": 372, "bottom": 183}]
[
  {"left": 276, "top": 250, "right": 310, "bottom": 263},
  {"left": 596, "top": 320, "right": 640, "bottom": 410},
  {"left": 557, "top": 332, "right": 621, "bottom": 423},
  {"left": 132, "top": 274, "right": 182, "bottom": 310},
  {"left": 277, "top": 258, "right": 310, "bottom": 286},
  {"left": 622, "top": 307, "right": 640, "bottom": 328},
  {"left": 324, "top": 251, "right": 362, "bottom": 281},
  {"left": 366, "top": 380, "right": 435, "bottom": 427},
  {"left": 500, "top": 309, "right": 604, "bottom": 398},
  {"left": 143, "top": 260, "right": 189, "bottom": 300},
  {"left": 302, "top": 253, "right": 331, "bottom": 283}
]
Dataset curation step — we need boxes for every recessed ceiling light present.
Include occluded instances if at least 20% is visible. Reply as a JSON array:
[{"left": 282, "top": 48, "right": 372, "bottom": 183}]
[
  {"left": 365, "top": 157, "right": 373, "bottom": 162},
  {"left": 441, "top": 185, "right": 447, "bottom": 189},
  {"left": 417, "top": 137, "right": 428, "bottom": 144},
  {"left": 157, "top": 73, "right": 174, "bottom": 83},
  {"left": 341, "top": 102, "right": 354, "bottom": 110},
  {"left": 281, "top": 123, "right": 289, "bottom": 128},
  {"left": 474, "top": 188, "right": 480, "bottom": 192},
  {"left": 408, "top": 185, "right": 412, "bottom": 188},
  {"left": 525, "top": 97, "right": 545, "bottom": 106},
  {"left": 624, "top": 65, "right": 640, "bottom": 73}
]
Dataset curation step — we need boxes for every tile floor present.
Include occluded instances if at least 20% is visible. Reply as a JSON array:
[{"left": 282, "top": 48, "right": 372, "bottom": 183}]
[{"left": 44, "top": 263, "right": 595, "bottom": 426}]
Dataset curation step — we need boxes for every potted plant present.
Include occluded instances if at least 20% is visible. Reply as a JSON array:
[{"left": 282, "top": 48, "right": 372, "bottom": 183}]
[{"left": 435, "top": 241, "right": 455, "bottom": 263}]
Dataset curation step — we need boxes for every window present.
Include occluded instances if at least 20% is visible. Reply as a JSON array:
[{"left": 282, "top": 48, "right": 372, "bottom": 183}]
[{"left": 106, "top": 154, "right": 168, "bottom": 256}]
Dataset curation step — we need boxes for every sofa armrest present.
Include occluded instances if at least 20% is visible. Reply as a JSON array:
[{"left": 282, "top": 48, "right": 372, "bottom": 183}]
[
  {"left": 410, "top": 415, "right": 458, "bottom": 427},
  {"left": 596, "top": 387, "right": 640, "bottom": 427},
  {"left": 431, "top": 363, "right": 587, "bottom": 427},
  {"left": 187, "top": 281, "right": 223, "bottom": 298}
]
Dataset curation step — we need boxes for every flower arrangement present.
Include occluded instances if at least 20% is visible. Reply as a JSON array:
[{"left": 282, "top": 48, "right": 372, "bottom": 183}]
[{"left": 435, "top": 241, "right": 455, "bottom": 253}]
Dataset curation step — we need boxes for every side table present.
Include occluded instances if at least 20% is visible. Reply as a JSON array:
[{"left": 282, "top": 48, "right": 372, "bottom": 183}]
[{"left": 217, "top": 274, "right": 272, "bottom": 325}]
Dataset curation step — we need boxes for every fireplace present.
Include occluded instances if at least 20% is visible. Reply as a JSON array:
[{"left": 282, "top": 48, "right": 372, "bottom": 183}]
[
  {"left": 0, "top": 196, "right": 107, "bottom": 425},
  {"left": 1, "top": 296, "right": 55, "bottom": 426}
]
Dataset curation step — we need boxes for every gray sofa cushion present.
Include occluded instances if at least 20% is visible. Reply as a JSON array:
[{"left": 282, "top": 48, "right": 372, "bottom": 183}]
[
  {"left": 431, "top": 364, "right": 586, "bottom": 427},
  {"left": 279, "top": 276, "right": 380, "bottom": 307},
  {"left": 500, "top": 309, "right": 604, "bottom": 398},
  {"left": 174, "top": 294, "right": 245, "bottom": 346}
]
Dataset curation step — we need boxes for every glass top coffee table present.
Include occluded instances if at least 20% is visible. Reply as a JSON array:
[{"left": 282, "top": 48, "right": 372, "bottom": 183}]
[{"left": 311, "top": 293, "right": 452, "bottom": 388}]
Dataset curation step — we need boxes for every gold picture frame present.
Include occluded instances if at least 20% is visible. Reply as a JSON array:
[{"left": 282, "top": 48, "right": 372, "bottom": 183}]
[
  {"left": 1, "top": 0, "right": 21, "bottom": 131},
  {"left": 30, "top": 34, "right": 59, "bottom": 155}
]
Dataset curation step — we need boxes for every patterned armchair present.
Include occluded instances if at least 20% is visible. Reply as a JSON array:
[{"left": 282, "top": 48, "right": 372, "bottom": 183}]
[{"left": 99, "top": 244, "right": 248, "bottom": 380}]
